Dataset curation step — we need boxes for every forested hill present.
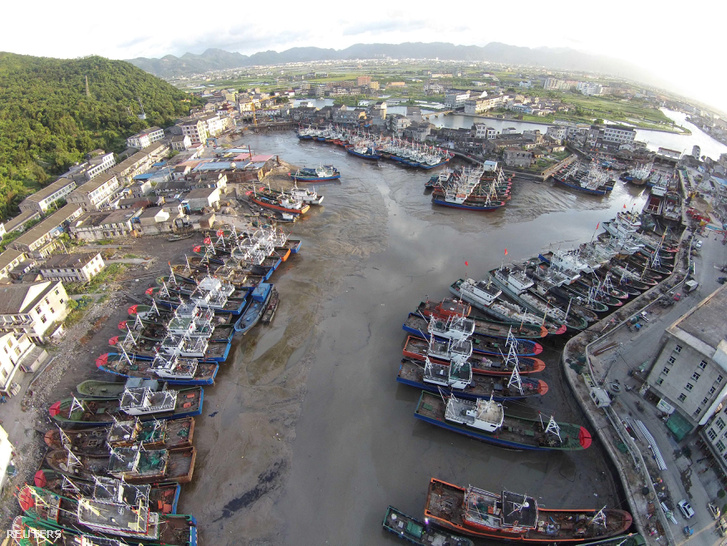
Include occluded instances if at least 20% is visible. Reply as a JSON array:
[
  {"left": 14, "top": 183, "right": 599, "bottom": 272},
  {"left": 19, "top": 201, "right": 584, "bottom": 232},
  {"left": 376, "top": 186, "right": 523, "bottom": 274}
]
[{"left": 0, "top": 53, "right": 197, "bottom": 219}]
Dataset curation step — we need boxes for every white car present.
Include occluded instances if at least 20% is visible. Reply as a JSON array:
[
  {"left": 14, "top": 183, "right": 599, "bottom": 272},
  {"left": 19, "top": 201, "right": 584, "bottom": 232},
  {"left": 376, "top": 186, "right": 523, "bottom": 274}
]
[
  {"left": 678, "top": 499, "right": 695, "bottom": 519},
  {"left": 709, "top": 502, "right": 721, "bottom": 520}
]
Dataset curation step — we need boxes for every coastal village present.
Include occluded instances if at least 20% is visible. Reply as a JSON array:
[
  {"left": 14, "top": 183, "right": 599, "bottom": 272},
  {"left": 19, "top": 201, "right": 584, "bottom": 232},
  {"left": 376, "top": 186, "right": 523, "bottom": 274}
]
[{"left": 0, "top": 64, "right": 726, "bottom": 546}]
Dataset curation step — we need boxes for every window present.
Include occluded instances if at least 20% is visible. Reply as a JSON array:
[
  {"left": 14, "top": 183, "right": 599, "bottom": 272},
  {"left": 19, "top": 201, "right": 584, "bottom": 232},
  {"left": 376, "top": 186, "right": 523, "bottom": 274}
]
[
  {"left": 699, "top": 360, "right": 708, "bottom": 369},
  {"left": 692, "top": 372, "right": 701, "bottom": 382},
  {"left": 718, "top": 441, "right": 726, "bottom": 452},
  {"left": 675, "top": 345, "right": 682, "bottom": 353},
  {"left": 710, "top": 387, "right": 717, "bottom": 394},
  {"left": 703, "top": 398, "right": 710, "bottom": 405},
  {"left": 668, "top": 356, "right": 676, "bottom": 364},
  {"left": 686, "top": 383, "right": 694, "bottom": 392},
  {"left": 656, "top": 378, "right": 664, "bottom": 385},
  {"left": 708, "top": 429, "right": 718, "bottom": 440},
  {"left": 717, "top": 418, "right": 725, "bottom": 431},
  {"left": 40, "top": 315, "right": 47, "bottom": 324},
  {"left": 678, "top": 393, "right": 687, "bottom": 402},
  {"left": 662, "top": 367, "right": 670, "bottom": 375},
  {"left": 720, "top": 375, "right": 725, "bottom": 384},
  {"left": 694, "top": 408, "right": 702, "bottom": 416}
]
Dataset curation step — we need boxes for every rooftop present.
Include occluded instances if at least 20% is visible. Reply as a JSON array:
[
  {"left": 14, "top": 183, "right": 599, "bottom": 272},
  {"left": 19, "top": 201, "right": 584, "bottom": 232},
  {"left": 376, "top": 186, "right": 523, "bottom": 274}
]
[
  {"left": 41, "top": 252, "right": 100, "bottom": 270},
  {"left": 668, "top": 284, "right": 727, "bottom": 357},
  {"left": 21, "top": 178, "right": 76, "bottom": 204}
]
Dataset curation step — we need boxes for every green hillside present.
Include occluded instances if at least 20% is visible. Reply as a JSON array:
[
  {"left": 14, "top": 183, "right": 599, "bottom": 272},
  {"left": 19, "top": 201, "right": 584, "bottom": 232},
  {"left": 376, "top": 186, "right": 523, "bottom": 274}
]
[{"left": 0, "top": 53, "right": 199, "bottom": 219}]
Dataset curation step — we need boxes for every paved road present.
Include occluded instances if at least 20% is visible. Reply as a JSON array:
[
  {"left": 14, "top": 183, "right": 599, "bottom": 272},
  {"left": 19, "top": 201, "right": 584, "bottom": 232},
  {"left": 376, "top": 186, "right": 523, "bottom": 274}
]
[{"left": 589, "top": 228, "right": 727, "bottom": 545}]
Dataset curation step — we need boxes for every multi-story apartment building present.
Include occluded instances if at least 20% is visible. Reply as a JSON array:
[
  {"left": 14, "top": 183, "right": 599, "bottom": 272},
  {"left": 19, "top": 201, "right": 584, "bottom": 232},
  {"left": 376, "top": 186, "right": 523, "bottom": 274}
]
[
  {"left": 67, "top": 172, "right": 121, "bottom": 211},
  {"left": 126, "top": 126, "right": 165, "bottom": 149},
  {"left": 601, "top": 125, "right": 636, "bottom": 145},
  {"left": 18, "top": 177, "right": 77, "bottom": 215},
  {"left": 0, "top": 281, "right": 70, "bottom": 343},
  {"left": 39, "top": 252, "right": 105, "bottom": 283},
  {"left": 180, "top": 115, "right": 224, "bottom": 146},
  {"left": 646, "top": 285, "right": 727, "bottom": 438},
  {"left": 444, "top": 90, "right": 470, "bottom": 109},
  {"left": 0, "top": 250, "right": 27, "bottom": 281},
  {"left": 10, "top": 204, "right": 83, "bottom": 257},
  {"left": 0, "top": 332, "right": 47, "bottom": 397},
  {"left": 66, "top": 151, "right": 116, "bottom": 182}
]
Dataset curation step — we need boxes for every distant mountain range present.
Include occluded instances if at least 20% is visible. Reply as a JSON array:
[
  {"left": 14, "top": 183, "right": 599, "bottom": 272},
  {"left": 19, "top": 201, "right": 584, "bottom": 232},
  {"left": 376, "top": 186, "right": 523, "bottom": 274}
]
[{"left": 126, "top": 41, "right": 660, "bottom": 85}]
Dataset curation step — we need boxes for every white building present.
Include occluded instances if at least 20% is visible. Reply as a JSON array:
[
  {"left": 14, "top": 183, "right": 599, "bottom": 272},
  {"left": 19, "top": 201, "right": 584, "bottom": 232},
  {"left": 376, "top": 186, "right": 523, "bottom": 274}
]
[
  {"left": 444, "top": 91, "right": 470, "bottom": 109},
  {"left": 18, "top": 177, "right": 77, "bottom": 215},
  {"left": 0, "top": 426, "right": 14, "bottom": 492},
  {"left": 0, "top": 332, "right": 47, "bottom": 397},
  {"left": 0, "top": 281, "right": 70, "bottom": 343},
  {"left": 126, "top": 126, "right": 165, "bottom": 149},
  {"left": 67, "top": 172, "right": 122, "bottom": 211},
  {"left": 601, "top": 125, "right": 636, "bottom": 145},
  {"left": 40, "top": 252, "right": 105, "bottom": 283},
  {"left": 473, "top": 124, "right": 497, "bottom": 140},
  {"left": 647, "top": 285, "right": 727, "bottom": 439}
]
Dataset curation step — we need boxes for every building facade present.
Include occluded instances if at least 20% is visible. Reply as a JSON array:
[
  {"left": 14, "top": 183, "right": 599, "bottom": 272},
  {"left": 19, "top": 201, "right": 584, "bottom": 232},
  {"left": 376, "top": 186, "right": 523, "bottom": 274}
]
[
  {"left": 39, "top": 252, "right": 105, "bottom": 283},
  {"left": 18, "top": 178, "right": 77, "bottom": 215},
  {"left": 126, "top": 126, "right": 165, "bottom": 149},
  {"left": 67, "top": 173, "right": 121, "bottom": 211},
  {"left": 646, "top": 285, "right": 727, "bottom": 438},
  {"left": 0, "top": 281, "right": 70, "bottom": 343}
]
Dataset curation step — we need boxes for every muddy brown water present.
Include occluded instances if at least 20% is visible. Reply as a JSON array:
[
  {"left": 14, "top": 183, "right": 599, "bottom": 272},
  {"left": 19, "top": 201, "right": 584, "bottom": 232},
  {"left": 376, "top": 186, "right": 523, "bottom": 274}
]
[{"left": 181, "top": 133, "right": 648, "bottom": 545}]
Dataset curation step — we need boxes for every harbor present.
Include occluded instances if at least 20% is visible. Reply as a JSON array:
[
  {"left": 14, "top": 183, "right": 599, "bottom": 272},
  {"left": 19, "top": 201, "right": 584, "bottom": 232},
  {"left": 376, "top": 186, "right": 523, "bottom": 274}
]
[{"left": 3, "top": 128, "right": 723, "bottom": 545}]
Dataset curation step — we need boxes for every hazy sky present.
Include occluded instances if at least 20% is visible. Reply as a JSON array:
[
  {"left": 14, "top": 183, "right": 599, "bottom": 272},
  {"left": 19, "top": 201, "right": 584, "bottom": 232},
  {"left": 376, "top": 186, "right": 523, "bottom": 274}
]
[{"left": 5, "top": 1, "right": 726, "bottom": 113}]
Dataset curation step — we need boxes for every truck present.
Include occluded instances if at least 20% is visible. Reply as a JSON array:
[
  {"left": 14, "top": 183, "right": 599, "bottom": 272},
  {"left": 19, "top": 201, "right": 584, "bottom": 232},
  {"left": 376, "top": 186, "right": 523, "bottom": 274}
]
[{"left": 684, "top": 279, "right": 699, "bottom": 293}]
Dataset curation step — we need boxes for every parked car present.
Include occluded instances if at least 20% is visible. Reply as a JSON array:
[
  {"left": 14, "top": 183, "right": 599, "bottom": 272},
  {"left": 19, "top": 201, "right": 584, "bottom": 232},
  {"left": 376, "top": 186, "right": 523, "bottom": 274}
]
[
  {"left": 678, "top": 499, "right": 695, "bottom": 519},
  {"left": 717, "top": 277, "right": 727, "bottom": 285}
]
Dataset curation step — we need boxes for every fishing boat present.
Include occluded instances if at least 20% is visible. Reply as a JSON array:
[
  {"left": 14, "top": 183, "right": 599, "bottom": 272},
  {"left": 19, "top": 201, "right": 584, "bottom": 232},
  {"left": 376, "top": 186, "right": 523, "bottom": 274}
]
[
  {"left": 48, "top": 385, "right": 203, "bottom": 426},
  {"left": 44, "top": 444, "right": 197, "bottom": 484},
  {"left": 234, "top": 282, "right": 274, "bottom": 334},
  {"left": 96, "top": 351, "right": 219, "bottom": 386},
  {"left": 416, "top": 299, "right": 548, "bottom": 339},
  {"left": 17, "top": 484, "right": 197, "bottom": 544},
  {"left": 289, "top": 164, "right": 340, "bottom": 182},
  {"left": 489, "top": 266, "right": 591, "bottom": 331},
  {"left": 32, "top": 470, "right": 182, "bottom": 515},
  {"left": 382, "top": 505, "right": 474, "bottom": 546},
  {"left": 449, "top": 278, "right": 567, "bottom": 336},
  {"left": 414, "top": 390, "right": 592, "bottom": 451},
  {"left": 551, "top": 161, "right": 616, "bottom": 196},
  {"left": 402, "top": 336, "right": 546, "bottom": 376},
  {"left": 402, "top": 313, "right": 543, "bottom": 357},
  {"left": 110, "top": 328, "right": 231, "bottom": 362},
  {"left": 11, "top": 515, "right": 131, "bottom": 546},
  {"left": 396, "top": 358, "right": 548, "bottom": 401},
  {"left": 424, "top": 478, "right": 632, "bottom": 543},
  {"left": 248, "top": 188, "right": 311, "bottom": 216},
  {"left": 44, "top": 416, "right": 195, "bottom": 455}
]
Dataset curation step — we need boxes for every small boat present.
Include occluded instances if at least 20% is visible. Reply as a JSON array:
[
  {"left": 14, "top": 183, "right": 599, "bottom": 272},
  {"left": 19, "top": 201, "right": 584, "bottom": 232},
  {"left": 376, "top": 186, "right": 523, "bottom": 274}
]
[
  {"left": 414, "top": 391, "right": 592, "bottom": 451},
  {"left": 289, "top": 164, "right": 340, "bottom": 182},
  {"left": 234, "top": 282, "right": 274, "bottom": 334},
  {"left": 261, "top": 287, "right": 280, "bottom": 324},
  {"left": 382, "top": 505, "right": 474, "bottom": 546},
  {"left": 396, "top": 358, "right": 548, "bottom": 401},
  {"left": 11, "top": 515, "right": 134, "bottom": 546},
  {"left": 49, "top": 385, "right": 204, "bottom": 426},
  {"left": 424, "top": 478, "right": 633, "bottom": 543}
]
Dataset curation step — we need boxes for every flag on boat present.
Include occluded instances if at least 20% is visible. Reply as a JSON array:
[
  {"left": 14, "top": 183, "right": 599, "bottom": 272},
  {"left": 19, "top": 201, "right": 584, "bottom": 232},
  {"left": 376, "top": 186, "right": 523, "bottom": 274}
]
[
  {"left": 596, "top": 222, "right": 600, "bottom": 230},
  {"left": 504, "top": 249, "right": 508, "bottom": 256},
  {"left": 464, "top": 261, "right": 469, "bottom": 266},
  {"left": 204, "top": 237, "right": 212, "bottom": 244}
]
